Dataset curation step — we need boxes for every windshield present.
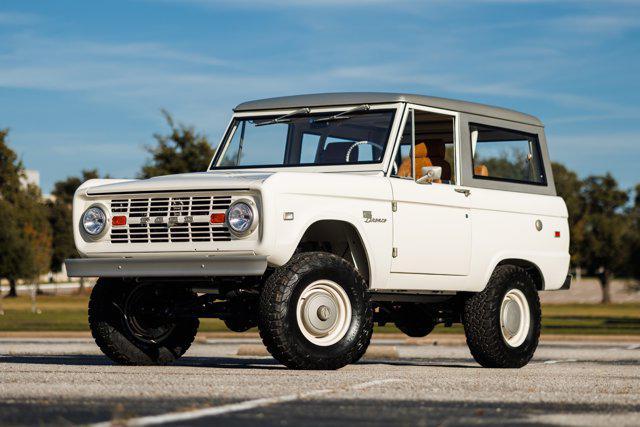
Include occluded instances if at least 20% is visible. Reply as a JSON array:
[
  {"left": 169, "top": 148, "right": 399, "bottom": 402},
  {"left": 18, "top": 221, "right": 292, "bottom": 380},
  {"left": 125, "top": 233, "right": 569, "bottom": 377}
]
[{"left": 212, "top": 109, "right": 395, "bottom": 169}]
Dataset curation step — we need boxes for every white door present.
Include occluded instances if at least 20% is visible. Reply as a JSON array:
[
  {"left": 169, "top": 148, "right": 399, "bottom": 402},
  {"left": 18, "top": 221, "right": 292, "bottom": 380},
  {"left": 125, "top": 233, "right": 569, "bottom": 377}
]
[
  {"left": 390, "top": 180, "right": 471, "bottom": 275},
  {"left": 388, "top": 105, "right": 471, "bottom": 276}
]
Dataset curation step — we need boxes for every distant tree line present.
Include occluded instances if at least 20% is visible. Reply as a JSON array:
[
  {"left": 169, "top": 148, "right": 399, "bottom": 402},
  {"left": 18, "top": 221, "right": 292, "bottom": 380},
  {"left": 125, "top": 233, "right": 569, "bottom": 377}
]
[
  {"left": 1, "top": 113, "right": 638, "bottom": 303},
  {"left": 552, "top": 164, "right": 639, "bottom": 302}
]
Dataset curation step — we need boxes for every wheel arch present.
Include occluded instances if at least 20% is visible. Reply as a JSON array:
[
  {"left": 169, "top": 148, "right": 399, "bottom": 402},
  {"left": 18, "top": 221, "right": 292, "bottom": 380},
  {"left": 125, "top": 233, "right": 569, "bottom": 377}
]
[
  {"left": 495, "top": 258, "right": 545, "bottom": 291},
  {"left": 295, "top": 219, "right": 372, "bottom": 286}
]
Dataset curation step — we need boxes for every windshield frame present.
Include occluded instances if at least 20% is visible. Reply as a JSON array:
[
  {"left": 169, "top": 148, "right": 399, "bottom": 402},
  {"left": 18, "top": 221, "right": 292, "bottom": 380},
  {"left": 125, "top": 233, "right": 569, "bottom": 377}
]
[{"left": 208, "top": 103, "right": 404, "bottom": 173}]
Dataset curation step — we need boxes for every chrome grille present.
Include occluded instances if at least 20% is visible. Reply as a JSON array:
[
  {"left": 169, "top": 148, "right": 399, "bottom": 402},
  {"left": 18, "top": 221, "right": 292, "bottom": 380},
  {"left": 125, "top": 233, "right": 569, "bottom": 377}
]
[
  {"left": 109, "top": 195, "right": 232, "bottom": 244},
  {"left": 110, "top": 195, "right": 232, "bottom": 218}
]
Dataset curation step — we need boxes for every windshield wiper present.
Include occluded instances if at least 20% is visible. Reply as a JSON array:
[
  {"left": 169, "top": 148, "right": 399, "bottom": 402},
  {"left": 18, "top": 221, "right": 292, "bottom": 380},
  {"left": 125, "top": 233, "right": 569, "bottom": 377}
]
[
  {"left": 311, "top": 104, "right": 370, "bottom": 123},
  {"left": 254, "top": 107, "right": 311, "bottom": 127}
]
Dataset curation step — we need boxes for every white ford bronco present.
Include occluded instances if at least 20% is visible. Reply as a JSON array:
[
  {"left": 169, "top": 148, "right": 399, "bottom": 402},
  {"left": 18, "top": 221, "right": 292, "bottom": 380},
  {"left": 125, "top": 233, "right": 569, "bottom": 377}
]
[{"left": 66, "top": 93, "right": 571, "bottom": 369}]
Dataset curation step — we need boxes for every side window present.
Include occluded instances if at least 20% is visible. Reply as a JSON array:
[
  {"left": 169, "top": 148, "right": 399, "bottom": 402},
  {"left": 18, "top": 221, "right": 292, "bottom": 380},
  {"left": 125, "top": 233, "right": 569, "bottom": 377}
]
[
  {"left": 300, "top": 133, "right": 322, "bottom": 164},
  {"left": 470, "top": 124, "right": 546, "bottom": 185},
  {"left": 391, "top": 110, "right": 413, "bottom": 178},
  {"left": 391, "top": 109, "right": 456, "bottom": 184}
]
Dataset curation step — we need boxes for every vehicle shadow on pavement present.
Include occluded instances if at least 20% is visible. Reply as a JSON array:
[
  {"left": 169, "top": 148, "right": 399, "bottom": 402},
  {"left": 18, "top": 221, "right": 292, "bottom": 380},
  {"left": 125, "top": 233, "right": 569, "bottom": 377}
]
[
  {"left": 359, "top": 359, "right": 477, "bottom": 369},
  {"left": 0, "top": 354, "right": 486, "bottom": 369},
  {"left": 0, "top": 354, "right": 286, "bottom": 369}
]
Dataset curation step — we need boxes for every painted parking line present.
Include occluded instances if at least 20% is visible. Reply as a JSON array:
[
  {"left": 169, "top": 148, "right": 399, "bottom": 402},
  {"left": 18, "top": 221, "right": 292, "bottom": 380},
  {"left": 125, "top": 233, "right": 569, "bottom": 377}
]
[
  {"left": 90, "top": 378, "right": 401, "bottom": 427},
  {"left": 543, "top": 359, "right": 578, "bottom": 364}
]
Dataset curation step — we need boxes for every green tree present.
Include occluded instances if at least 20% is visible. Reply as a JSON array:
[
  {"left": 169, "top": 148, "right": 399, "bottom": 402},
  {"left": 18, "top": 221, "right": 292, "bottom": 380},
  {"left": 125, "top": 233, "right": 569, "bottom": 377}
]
[
  {"left": 0, "top": 199, "right": 28, "bottom": 296},
  {"left": 580, "top": 174, "right": 629, "bottom": 303},
  {"left": 0, "top": 129, "right": 53, "bottom": 297},
  {"left": 551, "top": 162, "right": 585, "bottom": 267},
  {"left": 0, "top": 128, "right": 23, "bottom": 202},
  {"left": 140, "top": 110, "right": 214, "bottom": 178},
  {"left": 46, "top": 200, "right": 76, "bottom": 273},
  {"left": 18, "top": 186, "right": 53, "bottom": 282},
  {"left": 623, "top": 184, "right": 640, "bottom": 284},
  {"left": 48, "top": 169, "right": 101, "bottom": 273},
  {"left": 51, "top": 169, "right": 99, "bottom": 205}
]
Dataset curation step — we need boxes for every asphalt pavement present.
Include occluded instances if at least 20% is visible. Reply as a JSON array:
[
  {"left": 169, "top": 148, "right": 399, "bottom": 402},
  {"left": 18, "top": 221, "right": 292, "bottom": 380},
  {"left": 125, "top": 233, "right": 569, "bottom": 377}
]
[{"left": 0, "top": 336, "right": 638, "bottom": 426}]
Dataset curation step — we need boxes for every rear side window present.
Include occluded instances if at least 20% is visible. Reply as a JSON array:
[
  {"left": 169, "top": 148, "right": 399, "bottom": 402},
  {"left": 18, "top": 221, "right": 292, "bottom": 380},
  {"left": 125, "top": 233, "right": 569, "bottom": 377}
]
[{"left": 470, "top": 123, "right": 546, "bottom": 185}]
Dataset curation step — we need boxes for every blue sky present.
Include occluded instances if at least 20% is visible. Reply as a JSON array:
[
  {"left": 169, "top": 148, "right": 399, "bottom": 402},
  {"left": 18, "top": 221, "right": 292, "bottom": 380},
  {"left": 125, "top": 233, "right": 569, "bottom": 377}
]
[{"left": 1, "top": 0, "right": 638, "bottom": 193}]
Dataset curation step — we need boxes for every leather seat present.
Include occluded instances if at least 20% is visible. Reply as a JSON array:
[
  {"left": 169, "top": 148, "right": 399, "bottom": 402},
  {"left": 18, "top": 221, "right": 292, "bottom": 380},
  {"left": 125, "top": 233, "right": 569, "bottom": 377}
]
[
  {"left": 474, "top": 164, "right": 489, "bottom": 176},
  {"left": 398, "top": 141, "right": 452, "bottom": 181}
]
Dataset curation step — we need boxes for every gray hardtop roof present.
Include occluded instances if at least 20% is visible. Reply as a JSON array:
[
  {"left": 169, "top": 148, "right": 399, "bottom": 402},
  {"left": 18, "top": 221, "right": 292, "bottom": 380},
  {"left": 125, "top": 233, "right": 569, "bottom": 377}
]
[{"left": 234, "top": 92, "right": 543, "bottom": 127}]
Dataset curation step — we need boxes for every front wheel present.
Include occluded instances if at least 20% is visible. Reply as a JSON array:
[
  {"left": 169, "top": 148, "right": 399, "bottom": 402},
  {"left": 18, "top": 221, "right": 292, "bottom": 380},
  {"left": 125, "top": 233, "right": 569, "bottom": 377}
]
[
  {"left": 258, "top": 252, "right": 373, "bottom": 370},
  {"left": 462, "top": 265, "right": 541, "bottom": 368},
  {"left": 89, "top": 278, "right": 199, "bottom": 365}
]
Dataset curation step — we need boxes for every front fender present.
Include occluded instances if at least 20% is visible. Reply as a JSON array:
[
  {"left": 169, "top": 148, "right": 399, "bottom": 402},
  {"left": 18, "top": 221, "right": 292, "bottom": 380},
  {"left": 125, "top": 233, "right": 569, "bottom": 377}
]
[{"left": 257, "top": 172, "right": 394, "bottom": 289}]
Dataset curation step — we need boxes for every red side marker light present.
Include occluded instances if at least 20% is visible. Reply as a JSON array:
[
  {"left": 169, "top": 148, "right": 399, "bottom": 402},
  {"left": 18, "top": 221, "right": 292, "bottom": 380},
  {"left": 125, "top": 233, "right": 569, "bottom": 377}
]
[
  {"left": 112, "top": 216, "right": 127, "bottom": 226},
  {"left": 210, "top": 213, "right": 226, "bottom": 224},
  {"left": 554, "top": 231, "right": 561, "bottom": 238}
]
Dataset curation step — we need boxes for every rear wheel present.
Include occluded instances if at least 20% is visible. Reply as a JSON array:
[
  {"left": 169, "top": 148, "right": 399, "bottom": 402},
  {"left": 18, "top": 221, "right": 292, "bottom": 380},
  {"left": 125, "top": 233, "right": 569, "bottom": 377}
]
[
  {"left": 462, "top": 265, "right": 541, "bottom": 368},
  {"left": 258, "top": 252, "right": 373, "bottom": 370},
  {"left": 89, "top": 278, "right": 199, "bottom": 365}
]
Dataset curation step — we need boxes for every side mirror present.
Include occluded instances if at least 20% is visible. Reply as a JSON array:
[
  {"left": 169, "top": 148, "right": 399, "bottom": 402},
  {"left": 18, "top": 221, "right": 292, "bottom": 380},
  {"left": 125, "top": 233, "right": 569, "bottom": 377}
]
[{"left": 417, "top": 166, "right": 442, "bottom": 184}]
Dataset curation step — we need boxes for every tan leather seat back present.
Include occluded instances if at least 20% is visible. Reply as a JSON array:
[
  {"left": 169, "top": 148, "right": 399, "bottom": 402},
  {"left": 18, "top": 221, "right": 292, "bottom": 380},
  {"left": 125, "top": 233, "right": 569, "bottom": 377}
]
[
  {"left": 421, "top": 141, "right": 451, "bottom": 181},
  {"left": 474, "top": 164, "right": 489, "bottom": 176},
  {"left": 398, "top": 142, "right": 452, "bottom": 181}
]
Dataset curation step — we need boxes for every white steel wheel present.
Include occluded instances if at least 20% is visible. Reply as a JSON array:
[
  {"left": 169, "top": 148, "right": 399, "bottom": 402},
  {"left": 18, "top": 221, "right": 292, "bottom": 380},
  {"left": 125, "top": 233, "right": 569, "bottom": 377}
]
[
  {"left": 296, "top": 280, "right": 352, "bottom": 346},
  {"left": 500, "top": 288, "right": 531, "bottom": 348}
]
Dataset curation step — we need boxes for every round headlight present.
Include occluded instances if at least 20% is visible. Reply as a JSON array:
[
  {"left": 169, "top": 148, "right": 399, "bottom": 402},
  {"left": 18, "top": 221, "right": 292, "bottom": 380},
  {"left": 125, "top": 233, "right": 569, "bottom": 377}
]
[
  {"left": 227, "top": 202, "right": 254, "bottom": 235},
  {"left": 82, "top": 206, "right": 107, "bottom": 236}
]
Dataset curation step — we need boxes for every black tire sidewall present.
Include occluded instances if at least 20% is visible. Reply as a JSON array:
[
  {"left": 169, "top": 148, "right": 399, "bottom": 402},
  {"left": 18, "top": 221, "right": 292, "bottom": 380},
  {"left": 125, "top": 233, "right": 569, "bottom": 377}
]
[
  {"left": 258, "top": 252, "right": 373, "bottom": 369},
  {"left": 89, "top": 279, "right": 199, "bottom": 365},
  {"left": 495, "top": 277, "right": 541, "bottom": 359},
  {"left": 463, "top": 265, "right": 541, "bottom": 368}
]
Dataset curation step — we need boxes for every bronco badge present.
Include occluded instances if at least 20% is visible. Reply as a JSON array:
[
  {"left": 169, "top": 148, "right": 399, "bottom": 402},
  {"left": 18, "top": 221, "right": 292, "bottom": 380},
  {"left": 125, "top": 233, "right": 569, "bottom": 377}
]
[{"left": 362, "top": 211, "right": 387, "bottom": 223}]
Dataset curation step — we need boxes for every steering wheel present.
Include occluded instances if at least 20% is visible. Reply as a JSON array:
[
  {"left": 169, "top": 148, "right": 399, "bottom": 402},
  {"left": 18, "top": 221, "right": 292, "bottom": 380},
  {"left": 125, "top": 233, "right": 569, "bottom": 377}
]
[{"left": 345, "top": 140, "right": 398, "bottom": 173}]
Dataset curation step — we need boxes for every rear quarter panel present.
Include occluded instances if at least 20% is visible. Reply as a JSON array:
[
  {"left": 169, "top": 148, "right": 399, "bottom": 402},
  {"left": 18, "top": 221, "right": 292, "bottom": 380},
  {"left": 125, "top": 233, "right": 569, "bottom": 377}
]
[{"left": 467, "top": 188, "right": 570, "bottom": 291}]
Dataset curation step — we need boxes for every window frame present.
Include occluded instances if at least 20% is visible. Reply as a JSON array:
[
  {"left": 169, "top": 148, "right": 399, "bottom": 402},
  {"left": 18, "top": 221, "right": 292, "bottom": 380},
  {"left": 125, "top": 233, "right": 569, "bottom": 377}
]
[
  {"left": 387, "top": 103, "right": 460, "bottom": 186},
  {"left": 209, "top": 103, "right": 404, "bottom": 173},
  {"left": 469, "top": 122, "right": 547, "bottom": 187},
  {"left": 458, "top": 113, "right": 556, "bottom": 196}
]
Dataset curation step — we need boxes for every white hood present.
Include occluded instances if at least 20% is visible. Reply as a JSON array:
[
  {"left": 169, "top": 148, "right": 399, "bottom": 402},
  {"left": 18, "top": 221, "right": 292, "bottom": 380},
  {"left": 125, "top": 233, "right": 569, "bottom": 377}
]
[{"left": 85, "top": 172, "right": 274, "bottom": 195}]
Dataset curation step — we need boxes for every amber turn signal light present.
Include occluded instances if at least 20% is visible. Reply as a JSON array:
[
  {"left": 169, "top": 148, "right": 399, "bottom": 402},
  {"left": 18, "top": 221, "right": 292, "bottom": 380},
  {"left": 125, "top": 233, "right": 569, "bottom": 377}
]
[
  {"left": 112, "top": 215, "right": 127, "bottom": 226},
  {"left": 210, "top": 213, "right": 226, "bottom": 224}
]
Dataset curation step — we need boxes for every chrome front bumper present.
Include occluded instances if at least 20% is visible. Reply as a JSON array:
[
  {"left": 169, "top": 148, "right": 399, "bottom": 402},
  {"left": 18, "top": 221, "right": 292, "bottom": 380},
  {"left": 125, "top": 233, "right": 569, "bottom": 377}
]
[{"left": 65, "top": 255, "right": 268, "bottom": 278}]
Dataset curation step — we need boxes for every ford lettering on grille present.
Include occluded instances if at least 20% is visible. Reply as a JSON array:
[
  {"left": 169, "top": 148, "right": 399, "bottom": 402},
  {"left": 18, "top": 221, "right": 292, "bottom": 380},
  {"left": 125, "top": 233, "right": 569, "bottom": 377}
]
[{"left": 109, "top": 194, "right": 232, "bottom": 243}]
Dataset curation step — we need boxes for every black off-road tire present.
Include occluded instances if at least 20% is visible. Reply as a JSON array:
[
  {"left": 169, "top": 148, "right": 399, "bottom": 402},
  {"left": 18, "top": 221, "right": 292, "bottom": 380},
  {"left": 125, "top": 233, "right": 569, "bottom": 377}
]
[
  {"left": 258, "top": 252, "right": 373, "bottom": 370},
  {"left": 462, "top": 265, "right": 541, "bottom": 368},
  {"left": 88, "top": 278, "right": 199, "bottom": 365}
]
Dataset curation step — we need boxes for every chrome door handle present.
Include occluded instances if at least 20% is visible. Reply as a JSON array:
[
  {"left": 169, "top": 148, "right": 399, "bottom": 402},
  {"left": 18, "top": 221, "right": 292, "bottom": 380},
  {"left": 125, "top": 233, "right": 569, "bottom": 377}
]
[{"left": 455, "top": 188, "right": 471, "bottom": 197}]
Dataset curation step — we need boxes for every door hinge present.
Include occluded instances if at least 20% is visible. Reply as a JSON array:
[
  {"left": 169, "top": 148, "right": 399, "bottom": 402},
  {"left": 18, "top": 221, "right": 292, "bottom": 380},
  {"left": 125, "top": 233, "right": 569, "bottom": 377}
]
[
  {"left": 391, "top": 201, "right": 397, "bottom": 212},
  {"left": 392, "top": 247, "right": 398, "bottom": 258}
]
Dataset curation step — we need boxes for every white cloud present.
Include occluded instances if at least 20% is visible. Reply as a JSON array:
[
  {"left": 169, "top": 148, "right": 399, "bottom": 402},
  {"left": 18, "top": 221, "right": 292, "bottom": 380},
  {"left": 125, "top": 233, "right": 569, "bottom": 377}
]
[{"left": 0, "top": 31, "right": 634, "bottom": 129}]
